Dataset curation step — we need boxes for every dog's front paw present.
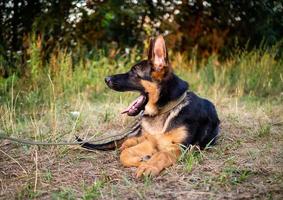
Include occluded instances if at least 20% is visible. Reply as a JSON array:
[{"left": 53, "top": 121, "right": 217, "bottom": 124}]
[{"left": 136, "top": 163, "right": 160, "bottom": 178}]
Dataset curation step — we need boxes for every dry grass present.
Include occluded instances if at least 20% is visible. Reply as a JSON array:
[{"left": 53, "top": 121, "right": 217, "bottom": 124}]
[
  {"left": 0, "top": 45, "right": 282, "bottom": 199},
  {"left": 1, "top": 92, "right": 282, "bottom": 200}
]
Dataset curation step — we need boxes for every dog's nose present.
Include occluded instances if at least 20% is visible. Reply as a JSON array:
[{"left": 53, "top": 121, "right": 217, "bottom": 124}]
[{"left": 105, "top": 76, "right": 112, "bottom": 85}]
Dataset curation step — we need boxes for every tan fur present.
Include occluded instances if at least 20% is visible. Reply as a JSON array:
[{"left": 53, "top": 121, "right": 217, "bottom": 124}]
[
  {"left": 151, "top": 69, "right": 166, "bottom": 81},
  {"left": 155, "top": 126, "right": 187, "bottom": 150},
  {"left": 119, "top": 135, "right": 146, "bottom": 150},
  {"left": 120, "top": 139, "right": 158, "bottom": 167},
  {"left": 140, "top": 80, "right": 160, "bottom": 115},
  {"left": 119, "top": 36, "right": 189, "bottom": 177},
  {"left": 141, "top": 94, "right": 189, "bottom": 135},
  {"left": 142, "top": 113, "right": 169, "bottom": 135},
  {"left": 151, "top": 35, "right": 168, "bottom": 81},
  {"left": 120, "top": 126, "right": 188, "bottom": 177}
]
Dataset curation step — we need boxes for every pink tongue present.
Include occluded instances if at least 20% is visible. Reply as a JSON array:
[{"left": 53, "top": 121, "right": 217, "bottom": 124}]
[{"left": 121, "top": 95, "right": 144, "bottom": 114}]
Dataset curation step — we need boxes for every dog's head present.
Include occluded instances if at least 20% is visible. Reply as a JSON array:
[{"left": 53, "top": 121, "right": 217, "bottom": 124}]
[{"left": 105, "top": 35, "right": 187, "bottom": 116}]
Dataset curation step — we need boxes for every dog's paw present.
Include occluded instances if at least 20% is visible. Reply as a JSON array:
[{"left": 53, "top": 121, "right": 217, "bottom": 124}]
[{"left": 136, "top": 163, "right": 160, "bottom": 178}]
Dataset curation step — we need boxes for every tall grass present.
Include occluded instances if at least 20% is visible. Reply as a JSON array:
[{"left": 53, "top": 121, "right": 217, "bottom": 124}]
[
  {"left": 173, "top": 48, "right": 282, "bottom": 99},
  {"left": 2, "top": 45, "right": 282, "bottom": 100},
  {"left": 0, "top": 39, "right": 282, "bottom": 136}
]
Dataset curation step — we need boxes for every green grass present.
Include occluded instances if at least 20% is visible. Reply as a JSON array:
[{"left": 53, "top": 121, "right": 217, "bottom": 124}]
[
  {"left": 1, "top": 41, "right": 282, "bottom": 112},
  {"left": 179, "top": 145, "right": 204, "bottom": 173},
  {"left": 217, "top": 167, "right": 252, "bottom": 186},
  {"left": 51, "top": 187, "right": 76, "bottom": 200},
  {"left": 0, "top": 42, "right": 282, "bottom": 199},
  {"left": 82, "top": 180, "right": 105, "bottom": 200},
  {"left": 17, "top": 182, "right": 42, "bottom": 199},
  {"left": 257, "top": 123, "right": 272, "bottom": 138}
]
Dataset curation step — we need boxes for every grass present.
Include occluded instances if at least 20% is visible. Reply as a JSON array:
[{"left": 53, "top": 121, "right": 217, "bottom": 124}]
[
  {"left": 179, "top": 146, "right": 204, "bottom": 173},
  {"left": 0, "top": 42, "right": 283, "bottom": 199}
]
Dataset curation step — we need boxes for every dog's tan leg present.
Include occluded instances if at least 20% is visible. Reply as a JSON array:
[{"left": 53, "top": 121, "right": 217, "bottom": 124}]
[
  {"left": 119, "top": 134, "right": 146, "bottom": 150},
  {"left": 120, "top": 139, "right": 157, "bottom": 167},
  {"left": 135, "top": 144, "right": 180, "bottom": 178},
  {"left": 135, "top": 126, "right": 187, "bottom": 178}
]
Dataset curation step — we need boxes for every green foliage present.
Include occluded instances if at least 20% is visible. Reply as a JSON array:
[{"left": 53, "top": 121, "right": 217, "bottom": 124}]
[
  {"left": 1, "top": 0, "right": 282, "bottom": 76},
  {"left": 177, "top": 46, "right": 283, "bottom": 98},
  {"left": 51, "top": 188, "right": 76, "bottom": 200},
  {"left": 82, "top": 180, "right": 105, "bottom": 200},
  {"left": 257, "top": 123, "right": 271, "bottom": 138},
  {"left": 143, "top": 175, "right": 153, "bottom": 187},
  {"left": 17, "top": 183, "right": 41, "bottom": 199},
  {"left": 217, "top": 167, "right": 252, "bottom": 186},
  {"left": 0, "top": 42, "right": 282, "bottom": 120},
  {"left": 179, "top": 146, "right": 204, "bottom": 173},
  {"left": 26, "top": 35, "right": 43, "bottom": 87},
  {"left": 43, "top": 169, "right": 53, "bottom": 182}
]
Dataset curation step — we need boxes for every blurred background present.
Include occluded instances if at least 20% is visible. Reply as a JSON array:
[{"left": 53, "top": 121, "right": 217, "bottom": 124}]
[
  {"left": 0, "top": 0, "right": 282, "bottom": 104},
  {"left": 0, "top": 0, "right": 282, "bottom": 76}
]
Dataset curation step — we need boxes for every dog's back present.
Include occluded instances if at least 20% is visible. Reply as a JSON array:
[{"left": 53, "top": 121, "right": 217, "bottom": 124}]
[{"left": 180, "top": 91, "right": 220, "bottom": 148}]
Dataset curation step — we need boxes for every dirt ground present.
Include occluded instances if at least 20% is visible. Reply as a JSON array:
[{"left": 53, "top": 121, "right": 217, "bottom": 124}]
[{"left": 1, "top": 100, "right": 282, "bottom": 200}]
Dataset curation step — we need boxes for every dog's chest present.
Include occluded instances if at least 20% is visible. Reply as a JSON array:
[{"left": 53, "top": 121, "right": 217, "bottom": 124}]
[
  {"left": 141, "top": 95, "right": 189, "bottom": 135},
  {"left": 141, "top": 113, "right": 171, "bottom": 135}
]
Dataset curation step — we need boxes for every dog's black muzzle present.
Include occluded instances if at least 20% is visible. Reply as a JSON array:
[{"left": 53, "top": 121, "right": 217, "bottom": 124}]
[{"left": 105, "top": 73, "right": 143, "bottom": 92}]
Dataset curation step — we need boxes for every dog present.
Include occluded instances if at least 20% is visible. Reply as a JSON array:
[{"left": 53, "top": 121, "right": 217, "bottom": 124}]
[{"left": 81, "top": 35, "right": 220, "bottom": 178}]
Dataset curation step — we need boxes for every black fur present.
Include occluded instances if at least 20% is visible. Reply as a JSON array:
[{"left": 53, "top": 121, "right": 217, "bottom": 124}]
[
  {"left": 75, "top": 136, "right": 124, "bottom": 151},
  {"left": 105, "top": 60, "right": 220, "bottom": 149},
  {"left": 80, "top": 36, "right": 220, "bottom": 151}
]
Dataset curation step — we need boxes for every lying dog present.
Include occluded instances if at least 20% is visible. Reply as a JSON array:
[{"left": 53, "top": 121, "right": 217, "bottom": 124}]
[{"left": 82, "top": 35, "right": 220, "bottom": 178}]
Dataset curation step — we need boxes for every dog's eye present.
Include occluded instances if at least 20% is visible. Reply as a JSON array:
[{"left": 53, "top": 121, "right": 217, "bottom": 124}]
[
  {"left": 131, "top": 70, "right": 140, "bottom": 78},
  {"left": 133, "top": 72, "right": 140, "bottom": 78},
  {"left": 130, "top": 68, "right": 139, "bottom": 78}
]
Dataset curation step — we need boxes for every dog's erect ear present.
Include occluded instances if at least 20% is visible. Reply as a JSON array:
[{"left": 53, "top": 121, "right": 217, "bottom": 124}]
[
  {"left": 150, "top": 35, "right": 169, "bottom": 72},
  {"left": 148, "top": 35, "right": 170, "bottom": 80}
]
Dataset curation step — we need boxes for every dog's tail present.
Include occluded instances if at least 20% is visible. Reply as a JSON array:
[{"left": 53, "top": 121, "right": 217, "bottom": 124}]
[
  {"left": 75, "top": 136, "right": 126, "bottom": 151},
  {"left": 76, "top": 117, "right": 141, "bottom": 151}
]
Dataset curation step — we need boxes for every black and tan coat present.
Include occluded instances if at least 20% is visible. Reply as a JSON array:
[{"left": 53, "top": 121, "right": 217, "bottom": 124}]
[{"left": 81, "top": 35, "right": 220, "bottom": 178}]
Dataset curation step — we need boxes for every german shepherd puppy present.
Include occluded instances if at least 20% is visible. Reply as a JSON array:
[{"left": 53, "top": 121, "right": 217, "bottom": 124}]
[{"left": 85, "top": 35, "right": 220, "bottom": 178}]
